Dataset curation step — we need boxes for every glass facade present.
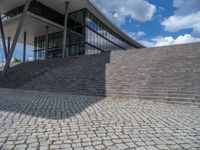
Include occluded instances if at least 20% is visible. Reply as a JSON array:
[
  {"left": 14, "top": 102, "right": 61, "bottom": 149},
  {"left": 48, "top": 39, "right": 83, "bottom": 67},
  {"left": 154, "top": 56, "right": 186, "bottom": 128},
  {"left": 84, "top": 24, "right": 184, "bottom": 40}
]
[
  {"left": 34, "top": 9, "right": 137, "bottom": 60},
  {"left": 34, "top": 32, "right": 63, "bottom": 60},
  {"left": 85, "top": 11, "right": 133, "bottom": 51},
  {"left": 68, "top": 9, "right": 85, "bottom": 56},
  {"left": 1, "top": 3, "right": 138, "bottom": 60}
]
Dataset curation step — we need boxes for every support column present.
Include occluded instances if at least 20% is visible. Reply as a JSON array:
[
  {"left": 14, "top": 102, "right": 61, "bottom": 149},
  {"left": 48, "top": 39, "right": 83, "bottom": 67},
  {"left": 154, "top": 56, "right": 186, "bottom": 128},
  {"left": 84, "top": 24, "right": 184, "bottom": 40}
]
[
  {"left": 3, "top": 0, "right": 32, "bottom": 76},
  {"left": 7, "top": 37, "right": 11, "bottom": 69},
  {"left": 23, "top": 32, "right": 26, "bottom": 63},
  {"left": 62, "top": 1, "right": 69, "bottom": 58},
  {"left": 7, "top": 37, "right": 11, "bottom": 54},
  {"left": 0, "top": 13, "right": 8, "bottom": 60},
  {"left": 34, "top": 38, "right": 36, "bottom": 61},
  {"left": 45, "top": 25, "right": 49, "bottom": 59}
]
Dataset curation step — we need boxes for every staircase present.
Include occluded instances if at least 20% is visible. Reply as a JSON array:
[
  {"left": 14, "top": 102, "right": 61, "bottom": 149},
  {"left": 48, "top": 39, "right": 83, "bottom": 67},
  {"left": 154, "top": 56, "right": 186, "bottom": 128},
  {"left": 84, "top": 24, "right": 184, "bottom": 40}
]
[
  {"left": 0, "top": 53, "right": 111, "bottom": 96},
  {"left": 0, "top": 42, "right": 200, "bottom": 103},
  {"left": 105, "top": 42, "right": 200, "bottom": 103}
]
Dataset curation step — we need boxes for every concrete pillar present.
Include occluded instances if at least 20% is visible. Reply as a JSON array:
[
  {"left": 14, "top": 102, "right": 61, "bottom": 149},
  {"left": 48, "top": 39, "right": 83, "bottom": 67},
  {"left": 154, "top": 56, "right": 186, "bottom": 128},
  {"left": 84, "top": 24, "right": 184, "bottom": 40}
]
[
  {"left": 7, "top": 37, "right": 11, "bottom": 54},
  {"left": 23, "top": 32, "right": 26, "bottom": 63},
  {"left": 45, "top": 25, "right": 49, "bottom": 59},
  {"left": 62, "top": 1, "right": 69, "bottom": 58},
  {"left": 3, "top": 0, "right": 32, "bottom": 76},
  {"left": 34, "top": 38, "right": 37, "bottom": 61},
  {"left": 0, "top": 13, "right": 8, "bottom": 60}
]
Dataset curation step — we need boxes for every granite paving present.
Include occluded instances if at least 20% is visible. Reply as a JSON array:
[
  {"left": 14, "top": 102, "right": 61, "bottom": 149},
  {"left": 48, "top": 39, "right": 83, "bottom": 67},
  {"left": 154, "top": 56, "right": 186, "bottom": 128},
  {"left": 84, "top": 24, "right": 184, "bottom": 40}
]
[{"left": 0, "top": 88, "right": 200, "bottom": 150}]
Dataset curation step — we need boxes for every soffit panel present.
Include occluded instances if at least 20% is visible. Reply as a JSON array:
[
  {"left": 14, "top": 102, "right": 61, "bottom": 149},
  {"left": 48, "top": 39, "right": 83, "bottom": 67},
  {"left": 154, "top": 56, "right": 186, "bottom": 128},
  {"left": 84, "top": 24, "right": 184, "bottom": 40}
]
[{"left": 0, "top": 14, "right": 62, "bottom": 45}]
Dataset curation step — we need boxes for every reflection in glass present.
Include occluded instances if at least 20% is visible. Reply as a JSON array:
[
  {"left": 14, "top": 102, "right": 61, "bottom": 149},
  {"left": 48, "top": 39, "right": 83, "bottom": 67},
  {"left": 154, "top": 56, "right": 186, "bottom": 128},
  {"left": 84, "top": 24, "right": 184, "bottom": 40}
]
[{"left": 34, "top": 9, "right": 136, "bottom": 60}]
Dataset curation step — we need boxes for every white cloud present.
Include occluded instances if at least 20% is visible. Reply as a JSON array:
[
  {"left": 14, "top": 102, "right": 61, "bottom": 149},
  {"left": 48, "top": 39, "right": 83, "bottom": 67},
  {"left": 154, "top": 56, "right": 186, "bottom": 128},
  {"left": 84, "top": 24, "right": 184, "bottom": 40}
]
[
  {"left": 162, "top": 12, "right": 200, "bottom": 34},
  {"left": 140, "top": 34, "right": 200, "bottom": 47},
  {"left": 153, "top": 34, "right": 200, "bottom": 46},
  {"left": 139, "top": 40, "right": 155, "bottom": 47},
  {"left": 173, "top": 0, "right": 200, "bottom": 15},
  {"left": 137, "top": 31, "right": 146, "bottom": 37},
  {"left": 128, "top": 31, "right": 146, "bottom": 39},
  {"left": 92, "top": 0, "right": 156, "bottom": 25},
  {"left": 27, "top": 57, "right": 34, "bottom": 62},
  {"left": 192, "top": 23, "right": 200, "bottom": 37},
  {"left": 161, "top": 0, "right": 200, "bottom": 37}
]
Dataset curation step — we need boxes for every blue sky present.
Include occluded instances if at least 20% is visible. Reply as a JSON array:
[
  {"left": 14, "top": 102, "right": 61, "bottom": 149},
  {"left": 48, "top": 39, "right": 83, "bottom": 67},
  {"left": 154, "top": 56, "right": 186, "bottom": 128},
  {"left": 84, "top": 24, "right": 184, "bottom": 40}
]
[
  {"left": 0, "top": 0, "right": 200, "bottom": 60},
  {"left": 93, "top": 0, "right": 200, "bottom": 47}
]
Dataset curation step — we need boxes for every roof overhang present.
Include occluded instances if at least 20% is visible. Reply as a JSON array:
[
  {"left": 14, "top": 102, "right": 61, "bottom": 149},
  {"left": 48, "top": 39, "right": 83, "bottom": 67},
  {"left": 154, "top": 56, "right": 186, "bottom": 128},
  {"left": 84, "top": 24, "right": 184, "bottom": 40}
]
[
  {"left": 0, "top": 0, "right": 145, "bottom": 48},
  {"left": 1, "top": 12, "right": 63, "bottom": 45}
]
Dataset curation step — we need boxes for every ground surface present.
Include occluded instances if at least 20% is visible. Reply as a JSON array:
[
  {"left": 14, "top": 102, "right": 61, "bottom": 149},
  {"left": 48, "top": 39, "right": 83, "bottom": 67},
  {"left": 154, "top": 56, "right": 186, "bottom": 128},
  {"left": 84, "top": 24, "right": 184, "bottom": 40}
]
[{"left": 0, "top": 88, "right": 200, "bottom": 150}]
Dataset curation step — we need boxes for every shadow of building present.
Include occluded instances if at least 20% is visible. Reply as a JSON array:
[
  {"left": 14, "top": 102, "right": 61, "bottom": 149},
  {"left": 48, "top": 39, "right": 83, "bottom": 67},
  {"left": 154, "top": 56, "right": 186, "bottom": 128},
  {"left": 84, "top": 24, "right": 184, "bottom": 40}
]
[{"left": 0, "top": 53, "right": 110, "bottom": 119}]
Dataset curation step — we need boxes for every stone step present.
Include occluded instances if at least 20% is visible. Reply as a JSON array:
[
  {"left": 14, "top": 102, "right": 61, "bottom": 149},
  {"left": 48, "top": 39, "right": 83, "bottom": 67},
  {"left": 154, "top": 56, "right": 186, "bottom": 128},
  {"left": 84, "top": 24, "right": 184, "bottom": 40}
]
[
  {"left": 0, "top": 42, "right": 200, "bottom": 104},
  {"left": 35, "top": 88, "right": 200, "bottom": 103}
]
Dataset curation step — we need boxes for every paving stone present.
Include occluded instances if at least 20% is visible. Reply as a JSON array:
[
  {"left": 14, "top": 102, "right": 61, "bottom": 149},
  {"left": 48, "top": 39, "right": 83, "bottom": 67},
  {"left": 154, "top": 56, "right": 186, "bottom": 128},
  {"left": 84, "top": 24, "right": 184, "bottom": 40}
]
[
  {"left": 126, "top": 142, "right": 137, "bottom": 148},
  {"left": 136, "top": 147, "right": 147, "bottom": 150},
  {"left": 145, "top": 146, "right": 159, "bottom": 150},
  {"left": 180, "top": 144, "right": 193, "bottom": 149},
  {"left": 84, "top": 146, "right": 95, "bottom": 150},
  {"left": 168, "top": 144, "right": 182, "bottom": 149},
  {"left": 156, "top": 145, "right": 169, "bottom": 149},
  {"left": 116, "top": 143, "right": 128, "bottom": 149},
  {"left": 95, "top": 144, "right": 106, "bottom": 149},
  {"left": 0, "top": 88, "right": 199, "bottom": 150}
]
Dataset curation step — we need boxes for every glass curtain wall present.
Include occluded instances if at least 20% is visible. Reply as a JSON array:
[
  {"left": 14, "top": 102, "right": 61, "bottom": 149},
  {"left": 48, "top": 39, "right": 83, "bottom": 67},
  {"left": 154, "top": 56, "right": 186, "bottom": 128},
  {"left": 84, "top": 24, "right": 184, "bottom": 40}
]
[
  {"left": 34, "top": 32, "right": 63, "bottom": 60},
  {"left": 34, "top": 8, "right": 135, "bottom": 60},
  {"left": 34, "top": 36, "right": 45, "bottom": 60},
  {"left": 85, "top": 10, "right": 134, "bottom": 52},
  {"left": 67, "top": 9, "right": 85, "bottom": 56}
]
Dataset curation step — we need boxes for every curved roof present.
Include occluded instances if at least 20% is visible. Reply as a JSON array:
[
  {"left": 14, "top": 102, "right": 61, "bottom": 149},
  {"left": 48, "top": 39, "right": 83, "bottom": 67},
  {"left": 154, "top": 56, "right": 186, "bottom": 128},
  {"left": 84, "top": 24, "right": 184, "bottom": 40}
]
[{"left": 0, "top": 0, "right": 145, "bottom": 48}]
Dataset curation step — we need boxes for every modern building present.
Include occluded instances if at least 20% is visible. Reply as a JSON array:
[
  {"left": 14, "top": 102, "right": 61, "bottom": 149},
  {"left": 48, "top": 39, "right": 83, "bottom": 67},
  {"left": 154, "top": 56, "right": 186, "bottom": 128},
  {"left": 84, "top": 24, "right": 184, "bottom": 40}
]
[{"left": 0, "top": 0, "right": 144, "bottom": 73}]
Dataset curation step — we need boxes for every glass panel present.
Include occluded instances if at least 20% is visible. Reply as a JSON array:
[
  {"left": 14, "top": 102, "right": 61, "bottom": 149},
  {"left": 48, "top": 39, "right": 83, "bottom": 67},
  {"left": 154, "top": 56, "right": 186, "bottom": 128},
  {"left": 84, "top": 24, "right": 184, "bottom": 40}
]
[
  {"left": 33, "top": 8, "right": 137, "bottom": 60},
  {"left": 85, "top": 9, "right": 135, "bottom": 51}
]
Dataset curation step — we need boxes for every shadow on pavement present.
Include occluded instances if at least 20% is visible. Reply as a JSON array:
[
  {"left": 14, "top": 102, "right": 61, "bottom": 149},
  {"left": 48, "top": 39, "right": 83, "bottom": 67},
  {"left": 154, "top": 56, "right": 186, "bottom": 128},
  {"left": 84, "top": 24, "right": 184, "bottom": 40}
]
[{"left": 0, "top": 53, "right": 110, "bottom": 119}]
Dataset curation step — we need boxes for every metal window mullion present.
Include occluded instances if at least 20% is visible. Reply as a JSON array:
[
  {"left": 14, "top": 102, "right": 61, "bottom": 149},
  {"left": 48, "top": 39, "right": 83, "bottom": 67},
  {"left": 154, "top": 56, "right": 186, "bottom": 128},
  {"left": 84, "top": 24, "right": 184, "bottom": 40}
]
[{"left": 86, "top": 25, "right": 126, "bottom": 50}]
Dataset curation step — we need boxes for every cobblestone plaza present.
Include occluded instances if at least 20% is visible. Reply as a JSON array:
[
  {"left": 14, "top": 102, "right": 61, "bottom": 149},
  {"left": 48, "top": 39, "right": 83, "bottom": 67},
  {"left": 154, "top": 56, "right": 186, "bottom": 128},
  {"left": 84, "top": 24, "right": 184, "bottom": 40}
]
[
  {"left": 0, "top": 88, "right": 200, "bottom": 150},
  {"left": 1, "top": 0, "right": 200, "bottom": 149}
]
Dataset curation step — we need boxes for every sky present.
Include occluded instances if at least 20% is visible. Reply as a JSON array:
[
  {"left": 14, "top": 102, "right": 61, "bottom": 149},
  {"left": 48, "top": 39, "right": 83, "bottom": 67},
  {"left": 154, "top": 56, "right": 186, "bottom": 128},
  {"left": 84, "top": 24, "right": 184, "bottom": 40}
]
[
  {"left": 92, "top": 0, "right": 200, "bottom": 47},
  {"left": 0, "top": 0, "right": 200, "bottom": 60}
]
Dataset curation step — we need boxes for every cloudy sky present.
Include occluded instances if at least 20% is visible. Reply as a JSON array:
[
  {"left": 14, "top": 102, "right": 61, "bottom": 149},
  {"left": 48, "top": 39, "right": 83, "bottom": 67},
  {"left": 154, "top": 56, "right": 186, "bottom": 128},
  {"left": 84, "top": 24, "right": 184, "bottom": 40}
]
[
  {"left": 92, "top": 0, "right": 200, "bottom": 47},
  {"left": 0, "top": 0, "right": 200, "bottom": 60}
]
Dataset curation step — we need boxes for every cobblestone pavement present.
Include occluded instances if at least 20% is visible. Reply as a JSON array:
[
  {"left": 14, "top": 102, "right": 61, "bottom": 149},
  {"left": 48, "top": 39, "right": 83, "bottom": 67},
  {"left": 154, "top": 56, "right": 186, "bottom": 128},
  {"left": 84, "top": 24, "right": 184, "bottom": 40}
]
[{"left": 0, "top": 88, "right": 200, "bottom": 150}]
